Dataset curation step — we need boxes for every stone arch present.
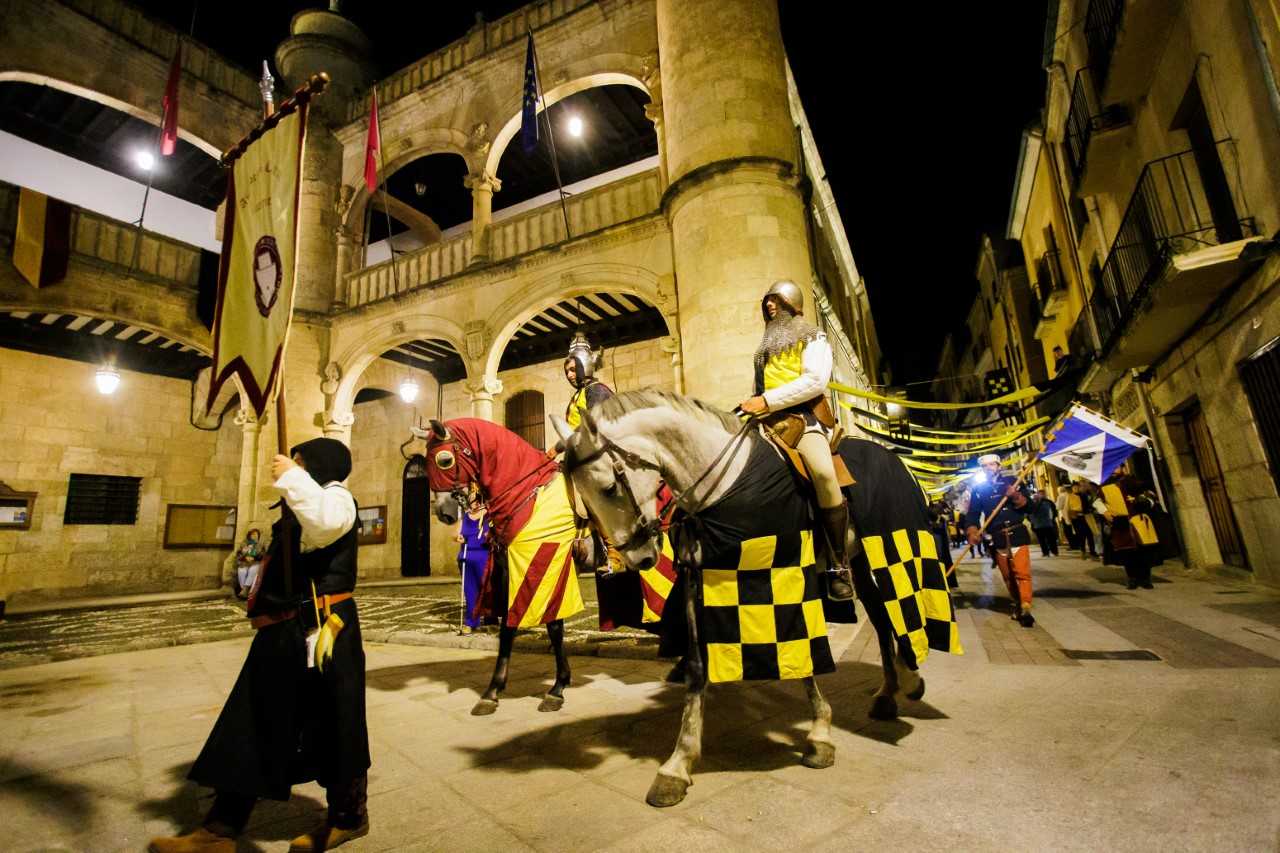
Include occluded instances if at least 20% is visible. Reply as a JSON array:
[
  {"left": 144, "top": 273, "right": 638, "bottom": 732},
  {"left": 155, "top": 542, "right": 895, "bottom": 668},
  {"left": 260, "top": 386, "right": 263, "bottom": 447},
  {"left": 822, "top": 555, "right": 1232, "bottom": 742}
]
[
  {"left": 340, "top": 127, "right": 476, "bottom": 238},
  {"left": 329, "top": 314, "right": 470, "bottom": 422},
  {"left": 0, "top": 72, "right": 223, "bottom": 158},
  {"left": 483, "top": 66, "right": 651, "bottom": 178},
  {"left": 481, "top": 262, "right": 675, "bottom": 379}
]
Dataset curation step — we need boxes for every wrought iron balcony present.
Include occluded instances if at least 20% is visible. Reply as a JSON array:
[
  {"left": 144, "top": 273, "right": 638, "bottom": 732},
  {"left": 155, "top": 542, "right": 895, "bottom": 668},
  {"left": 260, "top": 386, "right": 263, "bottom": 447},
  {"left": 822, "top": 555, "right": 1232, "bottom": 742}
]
[
  {"left": 1063, "top": 67, "right": 1131, "bottom": 191},
  {"left": 1076, "top": 139, "right": 1267, "bottom": 391},
  {"left": 1034, "top": 251, "right": 1068, "bottom": 316},
  {"left": 1084, "top": 0, "right": 1124, "bottom": 94}
]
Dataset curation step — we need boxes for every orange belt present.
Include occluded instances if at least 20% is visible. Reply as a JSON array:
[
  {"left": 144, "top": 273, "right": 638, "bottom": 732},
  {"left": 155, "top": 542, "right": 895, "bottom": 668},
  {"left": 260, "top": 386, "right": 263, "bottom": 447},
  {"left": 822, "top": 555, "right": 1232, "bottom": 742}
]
[{"left": 317, "top": 592, "right": 353, "bottom": 611}]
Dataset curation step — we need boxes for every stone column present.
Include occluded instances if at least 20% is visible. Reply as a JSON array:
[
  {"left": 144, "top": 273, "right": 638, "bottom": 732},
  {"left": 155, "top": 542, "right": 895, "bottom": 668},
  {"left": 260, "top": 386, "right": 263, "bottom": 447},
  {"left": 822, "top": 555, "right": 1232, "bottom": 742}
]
[
  {"left": 467, "top": 376, "right": 504, "bottom": 421},
  {"left": 642, "top": 58, "right": 669, "bottom": 189},
  {"left": 657, "top": 0, "right": 814, "bottom": 408},
  {"left": 333, "top": 224, "right": 355, "bottom": 309},
  {"left": 323, "top": 410, "right": 355, "bottom": 445},
  {"left": 227, "top": 410, "right": 263, "bottom": 589},
  {"left": 465, "top": 172, "right": 501, "bottom": 264}
]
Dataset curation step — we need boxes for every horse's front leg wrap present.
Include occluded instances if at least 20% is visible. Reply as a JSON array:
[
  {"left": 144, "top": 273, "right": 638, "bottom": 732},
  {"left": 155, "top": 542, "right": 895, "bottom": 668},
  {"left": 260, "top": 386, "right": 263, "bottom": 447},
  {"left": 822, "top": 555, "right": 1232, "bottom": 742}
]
[
  {"left": 801, "top": 676, "right": 835, "bottom": 769},
  {"left": 472, "top": 624, "right": 515, "bottom": 716},
  {"left": 539, "top": 619, "right": 570, "bottom": 712},
  {"left": 649, "top": 687, "right": 704, "bottom": 807}
]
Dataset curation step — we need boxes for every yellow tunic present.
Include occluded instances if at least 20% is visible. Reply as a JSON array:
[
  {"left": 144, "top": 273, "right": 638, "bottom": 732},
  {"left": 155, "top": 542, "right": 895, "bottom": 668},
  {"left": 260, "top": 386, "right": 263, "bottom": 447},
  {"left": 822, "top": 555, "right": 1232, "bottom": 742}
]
[{"left": 762, "top": 345, "right": 806, "bottom": 393}]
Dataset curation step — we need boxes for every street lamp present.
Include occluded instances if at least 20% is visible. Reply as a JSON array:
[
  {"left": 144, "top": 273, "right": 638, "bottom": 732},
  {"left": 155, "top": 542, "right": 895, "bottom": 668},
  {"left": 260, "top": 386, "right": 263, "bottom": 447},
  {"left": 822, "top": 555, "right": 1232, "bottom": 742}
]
[
  {"left": 566, "top": 115, "right": 584, "bottom": 138},
  {"left": 134, "top": 150, "right": 155, "bottom": 172},
  {"left": 399, "top": 378, "right": 419, "bottom": 404},
  {"left": 95, "top": 365, "right": 121, "bottom": 395}
]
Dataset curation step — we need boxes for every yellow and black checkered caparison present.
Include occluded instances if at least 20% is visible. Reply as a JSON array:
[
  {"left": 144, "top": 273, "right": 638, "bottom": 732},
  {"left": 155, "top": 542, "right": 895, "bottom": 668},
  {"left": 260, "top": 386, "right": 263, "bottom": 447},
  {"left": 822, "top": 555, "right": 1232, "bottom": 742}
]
[
  {"left": 703, "top": 529, "right": 836, "bottom": 683},
  {"left": 864, "top": 528, "right": 963, "bottom": 668}
]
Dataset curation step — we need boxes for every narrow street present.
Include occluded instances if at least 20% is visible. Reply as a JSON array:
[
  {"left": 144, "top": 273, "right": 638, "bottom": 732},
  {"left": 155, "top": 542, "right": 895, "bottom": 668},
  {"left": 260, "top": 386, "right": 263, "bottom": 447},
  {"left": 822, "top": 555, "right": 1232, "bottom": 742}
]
[{"left": 2, "top": 554, "right": 1277, "bottom": 852}]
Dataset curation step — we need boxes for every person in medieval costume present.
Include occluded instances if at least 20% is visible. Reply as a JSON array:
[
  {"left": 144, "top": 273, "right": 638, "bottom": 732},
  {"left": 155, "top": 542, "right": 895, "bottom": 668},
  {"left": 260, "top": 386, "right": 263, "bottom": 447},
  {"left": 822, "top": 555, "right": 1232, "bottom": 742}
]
[
  {"left": 149, "top": 437, "right": 370, "bottom": 853},
  {"left": 965, "top": 451, "right": 1036, "bottom": 627},
  {"left": 547, "top": 331, "right": 615, "bottom": 457},
  {"left": 738, "top": 280, "right": 854, "bottom": 601}
]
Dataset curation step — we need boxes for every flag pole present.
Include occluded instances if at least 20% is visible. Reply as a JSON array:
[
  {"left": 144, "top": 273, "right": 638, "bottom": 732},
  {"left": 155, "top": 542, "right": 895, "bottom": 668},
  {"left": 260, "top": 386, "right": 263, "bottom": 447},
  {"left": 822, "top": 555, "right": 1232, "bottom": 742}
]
[
  {"left": 130, "top": 41, "right": 180, "bottom": 272},
  {"left": 527, "top": 28, "right": 572, "bottom": 242},
  {"left": 944, "top": 406, "right": 1071, "bottom": 585},
  {"left": 371, "top": 87, "right": 401, "bottom": 292}
]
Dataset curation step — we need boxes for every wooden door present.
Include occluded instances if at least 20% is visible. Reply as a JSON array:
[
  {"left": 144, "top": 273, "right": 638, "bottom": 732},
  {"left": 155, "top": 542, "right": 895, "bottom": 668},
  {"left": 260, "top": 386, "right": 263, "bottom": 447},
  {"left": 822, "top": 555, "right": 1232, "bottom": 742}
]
[
  {"left": 401, "top": 454, "right": 431, "bottom": 577},
  {"left": 1183, "top": 406, "right": 1248, "bottom": 568},
  {"left": 506, "top": 390, "right": 546, "bottom": 451}
]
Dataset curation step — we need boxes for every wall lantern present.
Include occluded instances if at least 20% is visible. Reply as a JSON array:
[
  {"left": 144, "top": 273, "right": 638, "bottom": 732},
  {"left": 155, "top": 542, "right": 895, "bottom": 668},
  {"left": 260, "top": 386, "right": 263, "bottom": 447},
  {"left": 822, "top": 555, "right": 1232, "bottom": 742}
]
[
  {"left": 95, "top": 365, "right": 121, "bottom": 395},
  {"left": 399, "top": 378, "right": 420, "bottom": 404}
]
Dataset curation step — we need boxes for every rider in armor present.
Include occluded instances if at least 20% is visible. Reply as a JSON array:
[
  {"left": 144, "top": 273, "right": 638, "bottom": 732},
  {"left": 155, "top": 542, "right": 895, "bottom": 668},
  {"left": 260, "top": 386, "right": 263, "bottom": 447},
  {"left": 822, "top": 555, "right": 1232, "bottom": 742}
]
[
  {"left": 548, "top": 331, "right": 615, "bottom": 457},
  {"left": 738, "top": 280, "right": 854, "bottom": 601}
]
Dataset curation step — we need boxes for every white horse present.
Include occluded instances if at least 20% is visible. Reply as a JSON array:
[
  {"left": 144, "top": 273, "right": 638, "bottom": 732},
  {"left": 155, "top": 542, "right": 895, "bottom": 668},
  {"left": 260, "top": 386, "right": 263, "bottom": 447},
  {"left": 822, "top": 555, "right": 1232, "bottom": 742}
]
[{"left": 552, "top": 389, "right": 927, "bottom": 807}]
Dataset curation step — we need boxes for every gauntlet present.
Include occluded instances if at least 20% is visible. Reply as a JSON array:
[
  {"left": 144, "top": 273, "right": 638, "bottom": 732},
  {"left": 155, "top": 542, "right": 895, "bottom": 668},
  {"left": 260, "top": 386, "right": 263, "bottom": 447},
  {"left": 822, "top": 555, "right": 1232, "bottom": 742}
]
[{"left": 314, "top": 612, "right": 346, "bottom": 672}]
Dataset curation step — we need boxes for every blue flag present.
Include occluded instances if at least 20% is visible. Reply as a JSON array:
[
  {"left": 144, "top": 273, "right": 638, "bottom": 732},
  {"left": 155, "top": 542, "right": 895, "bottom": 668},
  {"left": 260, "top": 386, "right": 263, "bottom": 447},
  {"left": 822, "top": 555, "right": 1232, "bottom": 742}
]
[
  {"left": 1039, "top": 404, "right": 1148, "bottom": 484},
  {"left": 521, "top": 34, "right": 538, "bottom": 154}
]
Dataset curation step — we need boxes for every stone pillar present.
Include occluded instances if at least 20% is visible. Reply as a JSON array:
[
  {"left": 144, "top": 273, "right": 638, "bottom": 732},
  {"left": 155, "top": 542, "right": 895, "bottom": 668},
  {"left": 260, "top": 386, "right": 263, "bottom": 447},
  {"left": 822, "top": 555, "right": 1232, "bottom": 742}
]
[
  {"left": 467, "top": 376, "right": 504, "bottom": 421},
  {"left": 657, "top": 0, "right": 814, "bottom": 408},
  {"left": 227, "top": 409, "right": 264, "bottom": 588},
  {"left": 333, "top": 224, "right": 355, "bottom": 309},
  {"left": 465, "top": 172, "right": 501, "bottom": 264},
  {"left": 323, "top": 410, "right": 355, "bottom": 445}
]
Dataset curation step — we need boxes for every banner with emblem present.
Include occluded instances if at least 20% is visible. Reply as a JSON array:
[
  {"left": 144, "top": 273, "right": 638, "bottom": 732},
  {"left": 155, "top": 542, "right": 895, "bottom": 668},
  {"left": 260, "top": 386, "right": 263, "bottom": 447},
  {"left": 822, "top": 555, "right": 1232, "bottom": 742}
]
[{"left": 205, "top": 103, "right": 309, "bottom": 417}]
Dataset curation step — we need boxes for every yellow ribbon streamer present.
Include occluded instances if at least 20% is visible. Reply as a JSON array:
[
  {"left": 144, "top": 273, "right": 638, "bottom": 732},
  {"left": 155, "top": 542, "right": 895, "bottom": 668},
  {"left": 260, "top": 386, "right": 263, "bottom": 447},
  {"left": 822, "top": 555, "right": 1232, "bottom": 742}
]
[{"left": 830, "top": 379, "right": 1040, "bottom": 410}]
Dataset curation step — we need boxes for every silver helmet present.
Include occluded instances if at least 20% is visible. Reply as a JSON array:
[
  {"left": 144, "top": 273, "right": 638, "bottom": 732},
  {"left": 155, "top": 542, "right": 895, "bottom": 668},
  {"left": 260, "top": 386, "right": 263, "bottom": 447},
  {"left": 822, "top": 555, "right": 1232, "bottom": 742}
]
[
  {"left": 564, "top": 330, "right": 600, "bottom": 389},
  {"left": 762, "top": 280, "right": 804, "bottom": 322}
]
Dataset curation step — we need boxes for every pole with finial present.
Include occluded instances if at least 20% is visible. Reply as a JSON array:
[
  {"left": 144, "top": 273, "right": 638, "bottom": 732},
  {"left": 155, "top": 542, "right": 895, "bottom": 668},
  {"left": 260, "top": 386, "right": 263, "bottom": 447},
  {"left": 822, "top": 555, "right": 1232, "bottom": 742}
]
[{"left": 259, "top": 61, "right": 275, "bottom": 119}]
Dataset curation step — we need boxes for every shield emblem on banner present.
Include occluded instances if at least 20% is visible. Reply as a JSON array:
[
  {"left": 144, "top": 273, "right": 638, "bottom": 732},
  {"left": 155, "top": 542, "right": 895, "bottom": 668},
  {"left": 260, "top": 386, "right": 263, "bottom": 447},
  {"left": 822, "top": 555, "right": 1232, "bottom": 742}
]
[{"left": 253, "top": 236, "right": 282, "bottom": 317}]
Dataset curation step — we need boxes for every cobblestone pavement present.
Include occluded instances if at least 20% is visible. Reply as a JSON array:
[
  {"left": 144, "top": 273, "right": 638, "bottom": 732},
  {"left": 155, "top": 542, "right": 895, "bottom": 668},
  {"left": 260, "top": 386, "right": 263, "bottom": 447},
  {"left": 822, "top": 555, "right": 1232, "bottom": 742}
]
[
  {"left": 0, "top": 581, "right": 651, "bottom": 670},
  {"left": 1, "top": 552, "right": 1278, "bottom": 852}
]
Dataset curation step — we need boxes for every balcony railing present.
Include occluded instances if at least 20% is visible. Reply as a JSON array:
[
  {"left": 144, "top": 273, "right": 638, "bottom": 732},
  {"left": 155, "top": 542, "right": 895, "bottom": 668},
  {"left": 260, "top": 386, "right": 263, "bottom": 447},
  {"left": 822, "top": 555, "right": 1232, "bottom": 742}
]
[
  {"left": 1091, "top": 140, "right": 1257, "bottom": 355},
  {"left": 1032, "top": 250, "right": 1068, "bottom": 319},
  {"left": 1063, "top": 67, "right": 1131, "bottom": 187},
  {"left": 344, "top": 168, "right": 662, "bottom": 308},
  {"left": 1084, "top": 0, "right": 1124, "bottom": 94},
  {"left": 1069, "top": 299, "right": 1100, "bottom": 363}
]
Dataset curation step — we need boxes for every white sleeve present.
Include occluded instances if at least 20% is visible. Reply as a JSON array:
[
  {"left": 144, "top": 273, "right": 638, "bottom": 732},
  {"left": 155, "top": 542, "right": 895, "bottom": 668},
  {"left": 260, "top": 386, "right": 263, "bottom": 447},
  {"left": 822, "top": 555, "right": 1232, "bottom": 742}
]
[
  {"left": 762, "top": 335, "right": 834, "bottom": 411},
  {"left": 274, "top": 466, "right": 357, "bottom": 549}
]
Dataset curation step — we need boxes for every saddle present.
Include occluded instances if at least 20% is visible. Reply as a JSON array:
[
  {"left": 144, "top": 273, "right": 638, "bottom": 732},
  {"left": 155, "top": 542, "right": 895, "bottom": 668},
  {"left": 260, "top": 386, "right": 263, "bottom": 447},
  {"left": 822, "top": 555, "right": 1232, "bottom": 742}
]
[{"left": 760, "top": 412, "right": 855, "bottom": 489}]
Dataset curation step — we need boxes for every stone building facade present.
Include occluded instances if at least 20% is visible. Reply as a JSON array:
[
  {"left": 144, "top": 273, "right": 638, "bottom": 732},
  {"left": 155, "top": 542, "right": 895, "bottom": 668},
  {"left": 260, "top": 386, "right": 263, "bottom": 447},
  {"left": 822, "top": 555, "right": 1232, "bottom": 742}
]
[
  {"left": 951, "top": 0, "right": 1280, "bottom": 587},
  {"left": 0, "top": 0, "right": 883, "bottom": 601}
]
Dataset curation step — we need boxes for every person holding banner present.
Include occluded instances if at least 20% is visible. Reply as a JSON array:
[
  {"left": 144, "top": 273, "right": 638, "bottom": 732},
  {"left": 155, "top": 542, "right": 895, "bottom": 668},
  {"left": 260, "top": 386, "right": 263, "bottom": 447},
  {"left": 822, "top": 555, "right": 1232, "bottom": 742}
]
[
  {"left": 1099, "top": 469, "right": 1162, "bottom": 589},
  {"left": 965, "top": 452, "right": 1037, "bottom": 627},
  {"left": 150, "top": 438, "right": 371, "bottom": 853}
]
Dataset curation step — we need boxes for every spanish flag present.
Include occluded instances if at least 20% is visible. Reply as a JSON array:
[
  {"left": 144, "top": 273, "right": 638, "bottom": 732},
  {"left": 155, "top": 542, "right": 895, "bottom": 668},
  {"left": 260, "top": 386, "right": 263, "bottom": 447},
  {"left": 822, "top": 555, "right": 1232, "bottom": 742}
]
[{"left": 205, "top": 103, "right": 309, "bottom": 418}]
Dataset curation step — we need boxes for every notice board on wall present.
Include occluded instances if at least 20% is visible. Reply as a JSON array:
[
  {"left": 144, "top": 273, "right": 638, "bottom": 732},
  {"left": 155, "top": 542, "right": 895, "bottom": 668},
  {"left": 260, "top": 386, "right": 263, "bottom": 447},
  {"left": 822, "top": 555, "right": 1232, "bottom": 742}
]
[{"left": 164, "top": 504, "right": 237, "bottom": 549}]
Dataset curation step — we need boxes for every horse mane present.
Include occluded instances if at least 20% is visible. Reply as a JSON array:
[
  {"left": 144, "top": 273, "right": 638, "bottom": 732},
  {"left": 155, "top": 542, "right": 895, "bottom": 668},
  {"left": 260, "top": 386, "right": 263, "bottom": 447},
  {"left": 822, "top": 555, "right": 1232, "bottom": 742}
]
[{"left": 594, "top": 389, "right": 742, "bottom": 434}]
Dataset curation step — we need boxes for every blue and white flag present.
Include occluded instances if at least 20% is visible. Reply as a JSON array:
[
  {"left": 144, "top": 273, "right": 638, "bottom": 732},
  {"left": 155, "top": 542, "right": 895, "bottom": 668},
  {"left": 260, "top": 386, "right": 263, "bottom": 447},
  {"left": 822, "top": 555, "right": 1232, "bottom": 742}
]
[
  {"left": 1038, "top": 404, "right": 1148, "bottom": 484},
  {"left": 521, "top": 34, "right": 539, "bottom": 154}
]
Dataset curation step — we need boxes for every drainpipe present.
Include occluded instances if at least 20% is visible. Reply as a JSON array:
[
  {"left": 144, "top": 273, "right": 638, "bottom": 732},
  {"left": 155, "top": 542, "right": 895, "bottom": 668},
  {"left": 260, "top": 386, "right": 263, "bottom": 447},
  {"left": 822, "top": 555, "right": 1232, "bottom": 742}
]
[
  {"left": 1132, "top": 368, "right": 1190, "bottom": 559},
  {"left": 1244, "top": 0, "right": 1280, "bottom": 134}
]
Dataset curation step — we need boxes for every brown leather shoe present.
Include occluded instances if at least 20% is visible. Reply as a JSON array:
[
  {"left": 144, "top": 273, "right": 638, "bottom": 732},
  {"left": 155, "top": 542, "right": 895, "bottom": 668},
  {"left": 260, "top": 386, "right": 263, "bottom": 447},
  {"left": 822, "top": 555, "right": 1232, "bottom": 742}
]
[
  {"left": 826, "top": 568, "right": 854, "bottom": 601},
  {"left": 289, "top": 820, "right": 370, "bottom": 852},
  {"left": 148, "top": 827, "right": 235, "bottom": 853}
]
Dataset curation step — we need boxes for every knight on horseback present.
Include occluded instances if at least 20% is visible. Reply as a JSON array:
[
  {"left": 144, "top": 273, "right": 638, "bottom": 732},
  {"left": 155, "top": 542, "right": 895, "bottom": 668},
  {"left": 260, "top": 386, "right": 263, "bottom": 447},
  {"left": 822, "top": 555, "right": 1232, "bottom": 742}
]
[{"left": 738, "top": 280, "right": 855, "bottom": 601}]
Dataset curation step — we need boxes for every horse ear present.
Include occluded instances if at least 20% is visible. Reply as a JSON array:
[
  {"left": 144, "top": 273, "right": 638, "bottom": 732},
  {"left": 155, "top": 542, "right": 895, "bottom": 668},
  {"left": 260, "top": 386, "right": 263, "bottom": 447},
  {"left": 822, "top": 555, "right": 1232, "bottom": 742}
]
[
  {"left": 428, "top": 419, "right": 450, "bottom": 441},
  {"left": 549, "top": 414, "right": 573, "bottom": 443}
]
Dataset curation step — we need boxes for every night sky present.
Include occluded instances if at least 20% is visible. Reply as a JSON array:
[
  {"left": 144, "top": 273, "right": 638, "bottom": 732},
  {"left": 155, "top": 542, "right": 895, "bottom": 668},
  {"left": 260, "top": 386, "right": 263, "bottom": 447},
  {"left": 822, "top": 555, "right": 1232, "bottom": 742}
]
[{"left": 136, "top": 1, "right": 1048, "bottom": 384}]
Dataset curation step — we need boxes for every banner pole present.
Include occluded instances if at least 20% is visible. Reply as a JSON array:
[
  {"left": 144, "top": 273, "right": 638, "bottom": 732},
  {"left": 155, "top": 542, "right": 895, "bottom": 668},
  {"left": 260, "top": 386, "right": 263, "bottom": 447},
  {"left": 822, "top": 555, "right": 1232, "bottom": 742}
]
[{"left": 528, "top": 28, "right": 572, "bottom": 241}]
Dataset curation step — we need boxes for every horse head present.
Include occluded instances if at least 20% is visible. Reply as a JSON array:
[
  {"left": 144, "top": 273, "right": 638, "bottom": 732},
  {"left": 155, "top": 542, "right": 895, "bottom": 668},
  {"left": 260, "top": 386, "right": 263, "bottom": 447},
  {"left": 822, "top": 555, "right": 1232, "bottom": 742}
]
[
  {"left": 416, "top": 418, "right": 474, "bottom": 521},
  {"left": 552, "top": 410, "right": 664, "bottom": 572}
]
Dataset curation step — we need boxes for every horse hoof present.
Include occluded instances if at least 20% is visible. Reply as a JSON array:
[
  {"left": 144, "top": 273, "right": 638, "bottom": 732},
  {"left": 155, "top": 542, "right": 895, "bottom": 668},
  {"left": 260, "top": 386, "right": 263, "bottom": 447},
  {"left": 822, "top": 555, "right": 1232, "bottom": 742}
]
[
  {"left": 645, "top": 773, "right": 689, "bottom": 808},
  {"left": 869, "top": 694, "right": 898, "bottom": 720},
  {"left": 470, "top": 698, "right": 499, "bottom": 716},
  {"left": 537, "top": 694, "right": 564, "bottom": 712},
  {"left": 801, "top": 741, "right": 836, "bottom": 769},
  {"left": 904, "top": 677, "right": 926, "bottom": 702}
]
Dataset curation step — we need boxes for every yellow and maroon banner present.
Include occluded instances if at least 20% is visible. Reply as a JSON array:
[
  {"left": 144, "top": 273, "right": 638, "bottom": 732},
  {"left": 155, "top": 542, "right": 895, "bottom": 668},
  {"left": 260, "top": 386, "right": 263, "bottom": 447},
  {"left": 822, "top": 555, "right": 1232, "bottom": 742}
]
[
  {"left": 13, "top": 188, "right": 70, "bottom": 289},
  {"left": 206, "top": 104, "right": 308, "bottom": 418}
]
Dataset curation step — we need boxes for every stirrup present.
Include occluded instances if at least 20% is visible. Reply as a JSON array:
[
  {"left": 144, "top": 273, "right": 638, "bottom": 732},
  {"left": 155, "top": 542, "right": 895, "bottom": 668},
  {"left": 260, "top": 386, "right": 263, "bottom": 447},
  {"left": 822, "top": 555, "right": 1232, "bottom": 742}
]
[{"left": 826, "top": 567, "right": 854, "bottom": 601}]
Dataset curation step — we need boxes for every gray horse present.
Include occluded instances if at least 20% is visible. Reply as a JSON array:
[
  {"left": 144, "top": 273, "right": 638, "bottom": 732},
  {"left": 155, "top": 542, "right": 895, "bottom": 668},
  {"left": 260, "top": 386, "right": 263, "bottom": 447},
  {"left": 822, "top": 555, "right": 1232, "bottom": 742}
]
[{"left": 552, "top": 389, "right": 941, "bottom": 807}]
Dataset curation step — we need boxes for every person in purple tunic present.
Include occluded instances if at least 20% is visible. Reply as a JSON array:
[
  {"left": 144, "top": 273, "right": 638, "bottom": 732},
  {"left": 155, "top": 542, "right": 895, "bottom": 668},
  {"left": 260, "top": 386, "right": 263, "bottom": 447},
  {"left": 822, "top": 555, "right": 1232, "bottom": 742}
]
[{"left": 455, "top": 484, "right": 490, "bottom": 631}]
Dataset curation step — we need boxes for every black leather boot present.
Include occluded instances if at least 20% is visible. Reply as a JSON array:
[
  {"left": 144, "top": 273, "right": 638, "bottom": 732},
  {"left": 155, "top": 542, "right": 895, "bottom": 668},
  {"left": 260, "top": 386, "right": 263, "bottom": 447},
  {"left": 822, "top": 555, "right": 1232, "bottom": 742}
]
[{"left": 819, "top": 503, "right": 854, "bottom": 601}]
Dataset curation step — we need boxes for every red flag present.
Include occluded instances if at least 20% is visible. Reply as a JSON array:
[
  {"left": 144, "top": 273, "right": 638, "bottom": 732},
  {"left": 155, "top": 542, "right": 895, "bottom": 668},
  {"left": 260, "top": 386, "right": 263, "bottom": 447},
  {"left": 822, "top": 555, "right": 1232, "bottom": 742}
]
[
  {"left": 160, "top": 46, "right": 181, "bottom": 156},
  {"left": 363, "top": 90, "right": 380, "bottom": 192}
]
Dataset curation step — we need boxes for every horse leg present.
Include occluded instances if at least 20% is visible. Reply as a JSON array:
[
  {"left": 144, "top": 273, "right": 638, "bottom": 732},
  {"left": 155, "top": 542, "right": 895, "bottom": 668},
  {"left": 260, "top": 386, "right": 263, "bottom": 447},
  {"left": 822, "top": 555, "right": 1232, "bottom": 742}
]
[
  {"left": 647, "top": 662, "right": 705, "bottom": 807},
  {"left": 471, "top": 624, "right": 515, "bottom": 716},
  {"left": 800, "top": 676, "right": 836, "bottom": 769},
  {"left": 852, "top": 561, "right": 901, "bottom": 720},
  {"left": 895, "top": 648, "right": 926, "bottom": 701},
  {"left": 538, "top": 619, "right": 570, "bottom": 712}
]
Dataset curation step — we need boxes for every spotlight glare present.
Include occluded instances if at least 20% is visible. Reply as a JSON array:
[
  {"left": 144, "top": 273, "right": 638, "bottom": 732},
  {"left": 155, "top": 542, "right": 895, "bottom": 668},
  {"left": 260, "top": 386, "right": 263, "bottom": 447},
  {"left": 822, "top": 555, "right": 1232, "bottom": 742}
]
[
  {"left": 566, "top": 115, "right": 584, "bottom": 138},
  {"left": 399, "top": 378, "right": 420, "bottom": 404},
  {"left": 95, "top": 366, "right": 121, "bottom": 395},
  {"left": 134, "top": 150, "right": 155, "bottom": 171}
]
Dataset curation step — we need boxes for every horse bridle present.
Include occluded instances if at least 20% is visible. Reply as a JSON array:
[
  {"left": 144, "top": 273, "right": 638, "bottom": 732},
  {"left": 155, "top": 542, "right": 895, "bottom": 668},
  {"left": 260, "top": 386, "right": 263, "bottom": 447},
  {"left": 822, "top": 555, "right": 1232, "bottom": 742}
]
[{"left": 563, "top": 417, "right": 757, "bottom": 555}]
